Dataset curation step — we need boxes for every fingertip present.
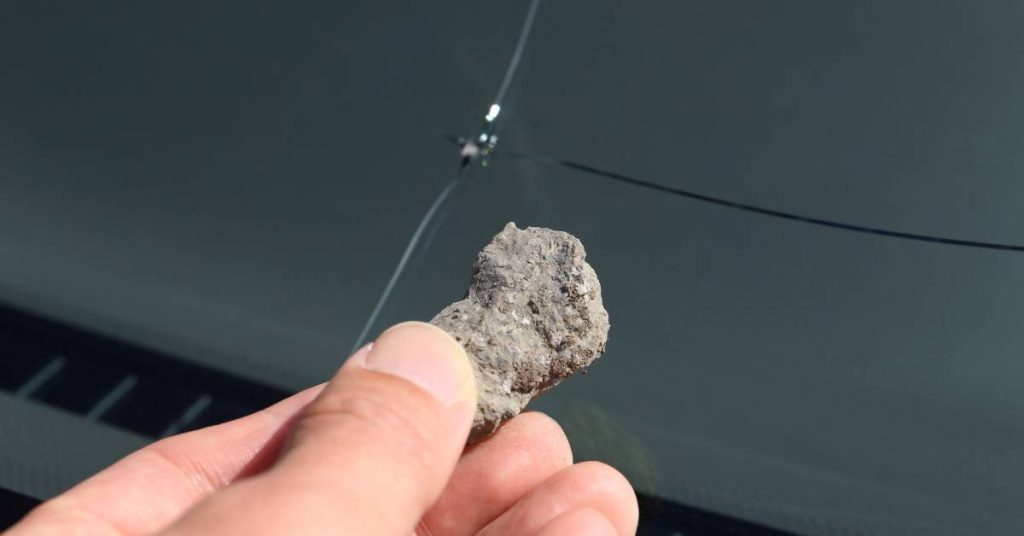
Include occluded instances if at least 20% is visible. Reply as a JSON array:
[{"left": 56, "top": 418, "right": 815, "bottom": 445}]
[
  {"left": 518, "top": 412, "right": 573, "bottom": 465},
  {"left": 575, "top": 461, "right": 640, "bottom": 534},
  {"left": 339, "top": 342, "right": 373, "bottom": 370},
  {"left": 381, "top": 321, "right": 464, "bottom": 353},
  {"left": 366, "top": 321, "right": 476, "bottom": 407},
  {"left": 478, "top": 461, "right": 638, "bottom": 536}
]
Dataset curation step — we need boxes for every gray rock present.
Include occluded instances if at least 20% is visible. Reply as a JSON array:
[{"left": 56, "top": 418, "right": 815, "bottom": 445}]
[{"left": 431, "top": 222, "right": 610, "bottom": 443}]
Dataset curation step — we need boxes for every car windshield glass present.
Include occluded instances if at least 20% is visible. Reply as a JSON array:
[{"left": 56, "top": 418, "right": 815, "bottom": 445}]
[{"left": 2, "top": 1, "right": 1023, "bottom": 534}]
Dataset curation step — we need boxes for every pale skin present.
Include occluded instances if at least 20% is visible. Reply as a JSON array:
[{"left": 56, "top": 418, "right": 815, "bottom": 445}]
[{"left": 6, "top": 322, "right": 638, "bottom": 535}]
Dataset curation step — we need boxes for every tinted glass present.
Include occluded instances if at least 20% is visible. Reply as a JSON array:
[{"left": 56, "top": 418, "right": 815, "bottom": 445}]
[{"left": 2, "top": 1, "right": 1023, "bottom": 534}]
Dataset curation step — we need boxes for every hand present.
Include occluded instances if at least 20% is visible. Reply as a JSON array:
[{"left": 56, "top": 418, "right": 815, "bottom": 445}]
[{"left": 7, "top": 322, "right": 638, "bottom": 535}]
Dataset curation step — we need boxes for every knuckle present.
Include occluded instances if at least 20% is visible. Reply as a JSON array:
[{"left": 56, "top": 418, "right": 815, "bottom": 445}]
[{"left": 140, "top": 443, "right": 224, "bottom": 495}]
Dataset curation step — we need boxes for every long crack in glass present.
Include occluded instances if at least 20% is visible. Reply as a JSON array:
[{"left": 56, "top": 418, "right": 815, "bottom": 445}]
[{"left": 350, "top": 0, "right": 543, "bottom": 353}]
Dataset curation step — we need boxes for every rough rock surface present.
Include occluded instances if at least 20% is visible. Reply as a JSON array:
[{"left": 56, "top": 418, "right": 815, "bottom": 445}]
[{"left": 431, "top": 222, "right": 610, "bottom": 442}]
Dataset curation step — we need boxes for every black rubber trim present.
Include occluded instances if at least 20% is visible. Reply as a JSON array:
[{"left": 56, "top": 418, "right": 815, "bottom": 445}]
[{"left": 0, "top": 487, "right": 37, "bottom": 530}]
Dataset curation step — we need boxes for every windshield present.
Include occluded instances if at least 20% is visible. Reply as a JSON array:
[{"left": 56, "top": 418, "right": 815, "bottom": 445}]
[{"left": 2, "top": 1, "right": 1023, "bottom": 534}]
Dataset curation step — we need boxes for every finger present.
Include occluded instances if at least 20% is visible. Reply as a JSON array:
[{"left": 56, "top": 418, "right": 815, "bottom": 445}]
[
  {"left": 162, "top": 321, "right": 476, "bottom": 536},
  {"left": 532, "top": 508, "right": 618, "bottom": 536},
  {"left": 478, "top": 461, "right": 639, "bottom": 536},
  {"left": 417, "top": 412, "right": 573, "bottom": 536},
  {"left": 4, "top": 351, "right": 357, "bottom": 536}
]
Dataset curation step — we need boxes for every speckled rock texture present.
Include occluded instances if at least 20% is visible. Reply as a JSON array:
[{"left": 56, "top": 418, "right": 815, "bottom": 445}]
[{"left": 431, "top": 222, "right": 610, "bottom": 443}]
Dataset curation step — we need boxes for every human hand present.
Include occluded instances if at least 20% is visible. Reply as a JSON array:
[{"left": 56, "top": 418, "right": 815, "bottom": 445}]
[{"left": 7, "top": 322, "right": 638, "bottom": 535}]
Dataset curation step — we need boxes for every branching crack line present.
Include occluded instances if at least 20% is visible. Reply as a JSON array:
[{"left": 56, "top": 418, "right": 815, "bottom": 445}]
[{"left": 351, "top": 0, "right": 544, "bottom": 353}]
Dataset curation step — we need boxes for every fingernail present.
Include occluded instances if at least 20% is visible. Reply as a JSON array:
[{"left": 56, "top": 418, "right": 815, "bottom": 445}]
[
  {"left": 364, "top": 322, "right": 475, "bottom": 406},
  {"left": 341, "top": 342, "right": 373, "bottom": 369}
]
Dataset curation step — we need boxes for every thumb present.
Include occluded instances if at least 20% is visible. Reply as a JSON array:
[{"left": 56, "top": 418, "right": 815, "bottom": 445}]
[{"left": 164, "top": 322, "right": 477, "bottom": 536}]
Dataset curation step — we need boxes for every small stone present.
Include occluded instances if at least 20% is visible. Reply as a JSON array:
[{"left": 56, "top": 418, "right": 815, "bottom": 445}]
[{"left": 431, "top": 222, "right": 610, "bottom": 443}]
